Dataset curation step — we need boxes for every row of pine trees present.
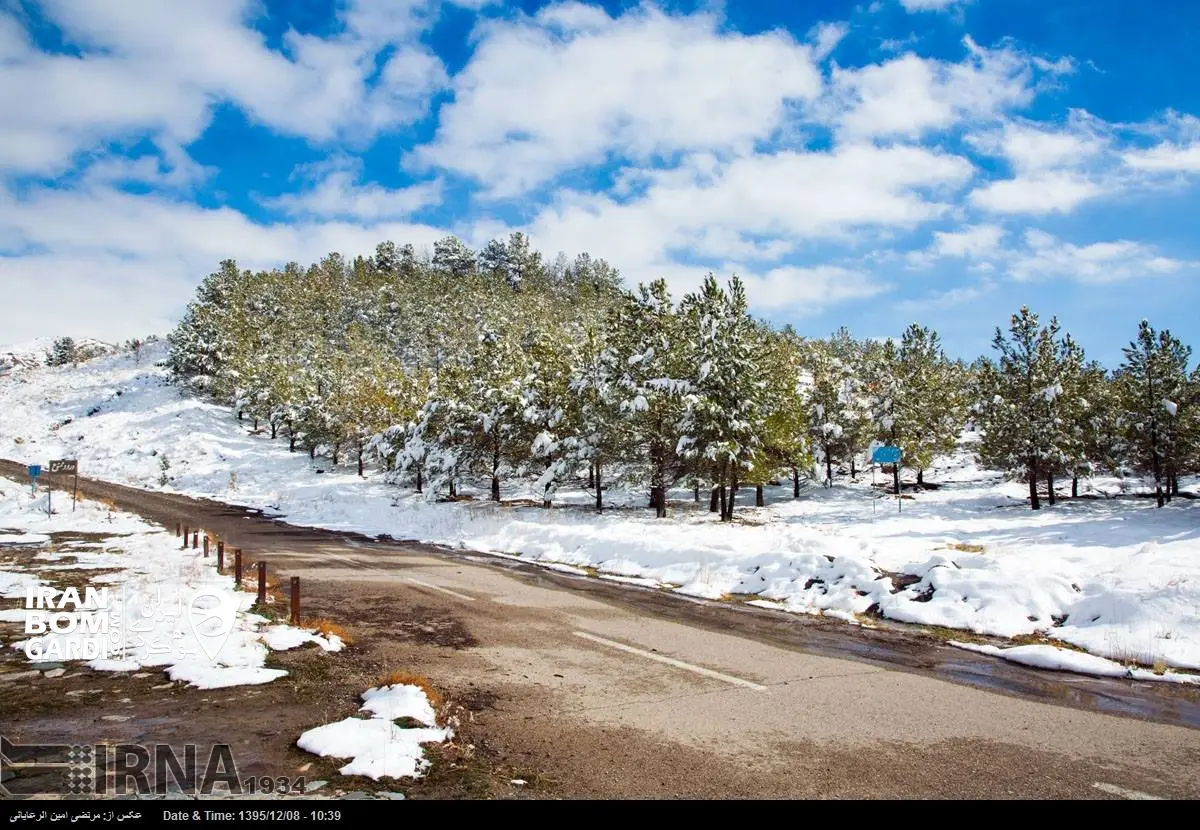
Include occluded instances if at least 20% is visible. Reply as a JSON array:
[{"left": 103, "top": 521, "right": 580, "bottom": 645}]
[{"left": 166, "top": 235, "right": 1200, "bottom": 515}]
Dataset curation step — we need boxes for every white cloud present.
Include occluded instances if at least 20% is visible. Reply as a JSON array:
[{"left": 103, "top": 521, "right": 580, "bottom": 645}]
[
  {"left": 1008, "top": 229, "right": 1191, "bottom": 283},
  {"left": 828, "top": 37, "right": 1064, "bottom": 140},
  {"left": 969, "top": 171, "right": 1103, "bottom": 214},
  {"left": 0, "top": 180, "right": 453, "bottom": 342},
  {"left": 265, "top": 160, "right": 443, "bottom": 221},
  {"left": 931, "top": 223, "right": 1005, "bottom": 257},
  {"left": 899, "top": 0, "right": 966, "bottom": 11},
  {"left": 1124, "top": 143, "right": 1200, "bottom": 173},
  {"left": 416, "top": 6, "right": 824, "bottom": 196},
  {"left": 526, "top": 144, "right": 973, "bottom": 288},
  {"left": 897, "top": 281, "right": 993, "bottom": 313},
  {"left": 0, "top": 1, "right": 448, "bottom": 176},
  {"left": 739, "top": 265, "right": 887, "bottom": 312}
]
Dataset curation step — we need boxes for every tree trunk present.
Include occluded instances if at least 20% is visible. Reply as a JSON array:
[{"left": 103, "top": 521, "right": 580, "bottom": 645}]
[
  {"left": 1171, "top": 474, "right": 1180, "bottom": 497},
  {"left": 289, "top": 434, "right": 297, "bottom": 452},
  {"left": 253, "top": 417, "right": 258, "bottom": 431},
  {"left": 892, "top": 464, "right": 900, "bottom": 496},
  {"left": 415, "top": 466, "right": 423, "bottom": 494},
  {"left": 825, "top": 448, "right": 833, "bottom": 486},
  {"left": 850, "top": 456, "right": 857, "bottom": 479},
  {"left": 449, "top": 480, "right": 457, "bottom": 498},
  {"left": 1072, "top": 476, "right": 1078, "bottom": 498},
  {"left": 792, "top": 466, "right": 800, "bottom": 498},
  {"left": 652, "top": 486, "right": 666, "bottom": 519},
  {"left": 491, "top": 444, "right": 502, "bottom": 502},
  {"left": 724, "top": 468, "right": 739, "bottom": 522},
  {"left": 917, "top": 468, "right": 924, "bottom": 487},
  {"left": 309, "top": 445, "right": 316, "bottom": 460},
  {"left": 755, "top": 483, "right": 764, "bottom": 507},
  {"left": 357, "top": 445, "right": 364, "bottom": 477},
  {"left": 238, "top": 410, "right": 244, "bottom": 421},
  {"left": 587, "top": 463, "right": 595, "bottom": 490},
  {"left": 1046, "top": 471, "right": 1055, "bottom": 506},
  {"left": 1028, "top": 462, "right": 1040, "bottom": 510},
  {"left": 331, "top": 444, "right": 340, "bottom": 465},
  {"left": 709, "top": 486, "right": 719, "bottom": 513},
  {"left": 270, "top": 420, "right": 277, "bottom": 439},
  {"left": 719, "top": 483, "right": 727, "bottom": 519},
  {"left": 694, "top": 483, "right": 700, "bottom": 502},
  {"left": 595, "top": 464, "right": 603, "bottom": 513}
]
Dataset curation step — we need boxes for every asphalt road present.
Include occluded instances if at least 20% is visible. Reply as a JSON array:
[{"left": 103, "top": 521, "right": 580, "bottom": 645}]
[{"left": 4, "top": 460, "right": 1199, "bottom": 799}]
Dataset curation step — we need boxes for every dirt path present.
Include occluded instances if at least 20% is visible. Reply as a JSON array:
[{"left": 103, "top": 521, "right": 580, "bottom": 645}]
[{"left": 3, "top": 460, "right": 1200, "bottom": 799}]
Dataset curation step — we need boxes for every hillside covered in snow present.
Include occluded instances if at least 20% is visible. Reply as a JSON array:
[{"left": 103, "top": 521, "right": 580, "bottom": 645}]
[{"left": 0, "top": 343, "right": 1198, "bottom": 683}]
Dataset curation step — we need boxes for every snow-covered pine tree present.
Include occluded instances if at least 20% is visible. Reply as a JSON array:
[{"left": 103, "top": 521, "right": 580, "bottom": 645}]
[
  {"left": 756, "top": 326, "right": 810, "bottom": 502},
  {"left": 46, "top": 336, "right": 78, "bottom": 367},
  {"left": 678, "top": 275, "right": 764, "bottom": 521},
  {"left": 975, "top": 307, "right": 1074, "bottom": 510},
  {"left": 1116, "top": 320, "right": 1192, "bottom": 507}
]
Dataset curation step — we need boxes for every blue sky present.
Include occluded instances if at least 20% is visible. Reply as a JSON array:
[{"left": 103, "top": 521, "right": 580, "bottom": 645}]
[{"left": 3, "top": 0, "right": 1200, "bottom": 366}]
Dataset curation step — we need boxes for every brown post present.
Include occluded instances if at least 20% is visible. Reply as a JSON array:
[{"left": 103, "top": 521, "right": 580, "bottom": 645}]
[
  {"left": 202, "top": 536, "right": 209, "bottom": 558},
  {"left": 257, "top": 561, "right": 267, "bottom": 605},
  {"left": 182, "top": 525, "right": 189, "bottom": 549},
  {"left": 234, "top": 549, "right": 243, "bottom": 586},
  {"left": 175, "top": 522, "right": 181, "bottom": 538},
  {"left": 191, "top": 530, "right": 199, "bottom": 549},
  {"left": 290, "top": 577, "right": 300, "bottom": 626},
  {"left": 216, "top": 541, "right": 224, "bottom": 573}
]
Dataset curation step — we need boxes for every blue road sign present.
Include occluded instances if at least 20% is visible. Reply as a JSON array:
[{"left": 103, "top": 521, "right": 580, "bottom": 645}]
[
  {"left": 871, "top": 445, "right": 902, "bottom": 465},
  {"left": 27, "top": 465, "right": 41, "bottom": 478}
]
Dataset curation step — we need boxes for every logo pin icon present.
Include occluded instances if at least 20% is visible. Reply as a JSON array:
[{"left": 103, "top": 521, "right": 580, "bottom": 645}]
[{"left": 187, "top": 590, "right": 239, "bottom": 662}]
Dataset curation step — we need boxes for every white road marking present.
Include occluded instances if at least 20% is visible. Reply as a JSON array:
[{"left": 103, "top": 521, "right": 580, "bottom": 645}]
[
  {"left": 573, "top": 631, "right": 767, "bottom": 691},
  {"left": 404, "top": 577, "right": 476, "bottom": 602},
  {"left": 1092, "top": 782, "right": 1164, "bottom": 800}
]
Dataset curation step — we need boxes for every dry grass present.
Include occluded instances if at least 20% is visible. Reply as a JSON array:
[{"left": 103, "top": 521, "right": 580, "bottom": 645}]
[
  {"left": 945, "top": 541, "right": 986, "bottom": 553},
  {"left": 301, "top": 617, "right": 355, "bottom": 647},
  {"left": 1152, "top": 658, "right": 1169, "bottom": 675},
  {"left": 377, "top": 669, "right": 444, "bottom": 710}
]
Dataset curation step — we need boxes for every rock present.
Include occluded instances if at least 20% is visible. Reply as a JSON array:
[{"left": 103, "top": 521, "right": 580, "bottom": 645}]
[
  {"left": 43, "top": 668, "right": 65, "bottom": 678},
  {"left": 341, "top": 792, "right": 373, "bottom": 800},
  {"left": 66, "top": 689, "right": 103, "bottom": 696},
  {"left": 304, "top": 780, "right": 328, "bottom": 793},
  {"left": 0, "top": 671, "right": 40, "bottom": 683},
  {"left": 101, "top": 715, "right": 131, "bottom": 722},
  {"left": 380, "top": 792, "right": 406, "bottom": 800},
  {"left": 30, "top": 662, "right": 65, "bottom": 671}
]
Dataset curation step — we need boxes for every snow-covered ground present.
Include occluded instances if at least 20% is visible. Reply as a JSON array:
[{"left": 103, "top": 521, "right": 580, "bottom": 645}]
[
  {"left": 298, "top": 684, "right": 452, "bottom": 780},
  {"left": 0, "top": 469, "right": 341, "bottom": 688},
  {"left": 1, "top": 343, "right": 1198, "bottom": 682}
]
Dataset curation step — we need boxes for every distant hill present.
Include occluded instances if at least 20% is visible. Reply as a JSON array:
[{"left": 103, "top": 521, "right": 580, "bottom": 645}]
[{"left": 0, "top": 337, "right": 119, "bottom": 377}]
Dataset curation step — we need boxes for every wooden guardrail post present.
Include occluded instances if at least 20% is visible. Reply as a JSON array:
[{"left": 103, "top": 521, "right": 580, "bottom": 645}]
[
  {"left": 234, "top": 549, "right": 243, "bottom": 586},
  {"left": 216, "top": 541, "right": 224, "bottom": 573},
  {"left": 182, "top": 525, "right": 189, "bottom": 549},
  {"left": 289, "top": 577, "right": 300, "bottom": 625},
  {"left": 191, "top": 530, "right": 199, "bottom": 549},
  {"left": 257, "top": 561, "right": 267, "bottom": 605},
  {"left": 202, "top": 536, "right": 209, "bottom": 558}
]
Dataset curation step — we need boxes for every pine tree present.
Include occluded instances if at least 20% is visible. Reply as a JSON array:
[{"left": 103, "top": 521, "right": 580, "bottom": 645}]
[
  {"left": 46, "top": 337, "right": 78, "bottom": 367},
  {"left": 975, "top": 307, "right": 1074, "bottom": 510},
  {"left": 1116, "top": 320, "right": 1192, "bottom": 507}
]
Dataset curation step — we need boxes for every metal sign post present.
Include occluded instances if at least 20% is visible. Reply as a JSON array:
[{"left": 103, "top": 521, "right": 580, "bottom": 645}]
[
  {"left": 870, "top": 446, "right": 903, "bottom": 512},
  {"left": 49, "top": 460, "right": 78, "bottom": 511}
]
